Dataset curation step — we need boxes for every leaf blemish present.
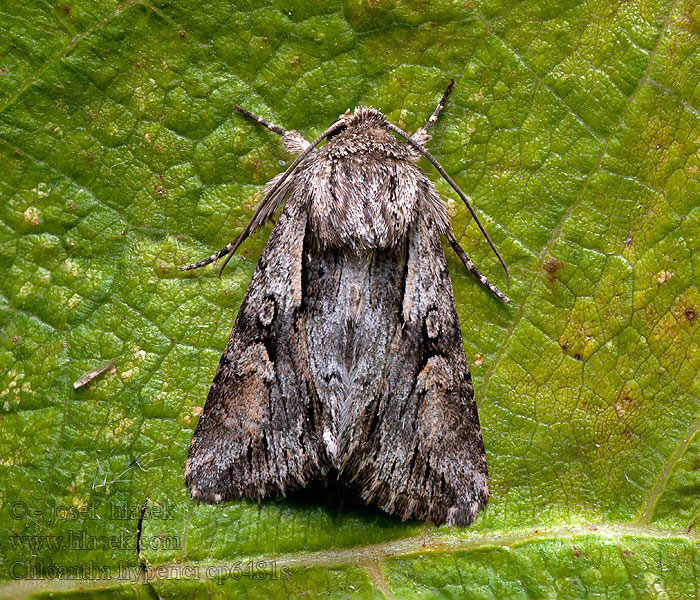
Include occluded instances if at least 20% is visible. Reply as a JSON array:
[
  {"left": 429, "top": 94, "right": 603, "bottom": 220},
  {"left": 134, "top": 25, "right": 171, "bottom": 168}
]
[
  {"left": 656, "top": 270, "right": 673, "bottom": 285},
  {"left": 544, "top": 257, "right": 564, "bottom": 282}
]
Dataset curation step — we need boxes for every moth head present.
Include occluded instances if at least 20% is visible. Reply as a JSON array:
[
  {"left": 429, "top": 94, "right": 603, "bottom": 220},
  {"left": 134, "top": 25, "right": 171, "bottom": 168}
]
[
  {"left": 326, "top": 107, "right": 389, "bottom": 140},
  {"left": 347, "top": 107, "right": 387, "bottom": 128}
]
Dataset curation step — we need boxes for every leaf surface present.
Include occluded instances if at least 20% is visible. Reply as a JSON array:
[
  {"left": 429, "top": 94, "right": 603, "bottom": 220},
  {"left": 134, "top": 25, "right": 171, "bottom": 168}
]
[{"left": 1, "top": 0, "right": 699, "bottom": 597}]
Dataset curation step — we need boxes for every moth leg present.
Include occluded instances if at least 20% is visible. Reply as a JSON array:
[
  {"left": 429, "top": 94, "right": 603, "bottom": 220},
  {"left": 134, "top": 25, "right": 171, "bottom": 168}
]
[
  {"left": 180, "top": 170, "right": 295, "bottom": 273},
  {"left": 233, "top": 105, "right": 287, "bottom": 135},
  {"left": 181, "top": 171, "right": 294, "bottom": 274},
  {"left": 180, "top": 242, "right": 242, "bottom": 272},
  {"left": 423, "top": 78, "right": 455, "bottom": 133},
  {"left": 446, "top": 230, "right": 511, "bottom": 304},
  {"left": 233, "top": 105, "right": 310, "bottom": 154},
  {"left": 180, "top": 107, "right": 287, "bottom": 273},
  {"left": 412, "top": 78, "right": 455, "bottom": 145},
  {"left": 182, "top": 113, "right": 343, "bottom": 275}
]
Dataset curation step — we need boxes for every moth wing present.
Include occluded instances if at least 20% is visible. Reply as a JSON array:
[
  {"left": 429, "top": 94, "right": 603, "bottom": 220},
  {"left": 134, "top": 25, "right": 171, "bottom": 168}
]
[
  {"left": 185, "top": 199, "right": 329, "bottom": 502},
  {"left": 342, "top": 215, "right": 489, "bottom": 526}
]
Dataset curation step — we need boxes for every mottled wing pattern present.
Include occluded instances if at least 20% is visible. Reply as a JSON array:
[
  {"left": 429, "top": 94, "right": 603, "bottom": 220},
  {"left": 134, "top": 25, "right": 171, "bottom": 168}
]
[
  {"left": 302, "top": 240, "right": 408, "bottom": 470},
  {"left": 186, "top": 102, "right": 490, "bottom": 525},
  {"left": 185, "top": 199, "right": 330, "bottom": 502},
  {"left": 339, "top": 212, "right": 489, "bottom": 526}
]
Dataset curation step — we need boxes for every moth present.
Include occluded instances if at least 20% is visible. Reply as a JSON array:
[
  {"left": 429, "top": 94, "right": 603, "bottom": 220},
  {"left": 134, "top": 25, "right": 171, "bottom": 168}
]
[{"left": 183, "top": 80, "right": 510, "bottom": 526}]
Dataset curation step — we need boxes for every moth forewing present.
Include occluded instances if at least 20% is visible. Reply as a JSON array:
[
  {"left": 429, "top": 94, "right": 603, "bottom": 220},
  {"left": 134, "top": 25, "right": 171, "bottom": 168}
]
[{"left": 184, "top": 82, "right": 508, "bottom": 526}]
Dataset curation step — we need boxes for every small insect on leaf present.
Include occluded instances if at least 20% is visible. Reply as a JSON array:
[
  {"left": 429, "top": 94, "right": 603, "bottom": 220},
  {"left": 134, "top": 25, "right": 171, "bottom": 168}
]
[
  {"left": 73, "top": 355, "right": 122, "bottom": 390},
  {"left": 183, "top": 79, "right": 510, "bottom": 526}
]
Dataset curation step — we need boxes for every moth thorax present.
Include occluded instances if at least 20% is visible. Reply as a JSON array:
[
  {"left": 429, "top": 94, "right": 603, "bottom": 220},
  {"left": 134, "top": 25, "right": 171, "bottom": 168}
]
[{"left": 306, "top": 156, "right": 424, "bottom": 251}]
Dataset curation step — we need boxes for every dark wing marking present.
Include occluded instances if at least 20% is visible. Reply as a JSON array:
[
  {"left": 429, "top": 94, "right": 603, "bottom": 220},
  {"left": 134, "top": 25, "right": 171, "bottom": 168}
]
[
  {"left": 339, "top": 212, "right": 489, "bottom": 526},
  {"left": 185, "top": 199, "right": 330, "bottom": 502}
]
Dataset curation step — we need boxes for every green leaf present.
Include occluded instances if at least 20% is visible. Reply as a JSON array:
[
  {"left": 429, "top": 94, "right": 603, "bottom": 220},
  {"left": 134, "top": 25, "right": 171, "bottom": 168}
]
[{"left": 1, "top": 0, "right": 699, "bottom": 597}]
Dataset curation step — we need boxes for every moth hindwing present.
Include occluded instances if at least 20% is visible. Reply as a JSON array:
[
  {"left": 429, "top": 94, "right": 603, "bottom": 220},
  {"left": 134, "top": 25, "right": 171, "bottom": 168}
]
[{"left": 184, "top": 80, "right": 509, "bottom": 526}]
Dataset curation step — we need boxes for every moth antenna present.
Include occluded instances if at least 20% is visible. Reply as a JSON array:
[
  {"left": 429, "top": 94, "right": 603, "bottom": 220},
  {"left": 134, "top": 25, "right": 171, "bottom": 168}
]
[
  {"left": 181, "top": 120, "right": 348, "bottom": 276},
  {"left": 233, "top": 105, "right": 310, "bottom": 154},
  {"left": 386, "top": 122, "right": 510, "bottom": 284},
  {"left": 233, "top": 105, "right": 287, "bottom": 136}
]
